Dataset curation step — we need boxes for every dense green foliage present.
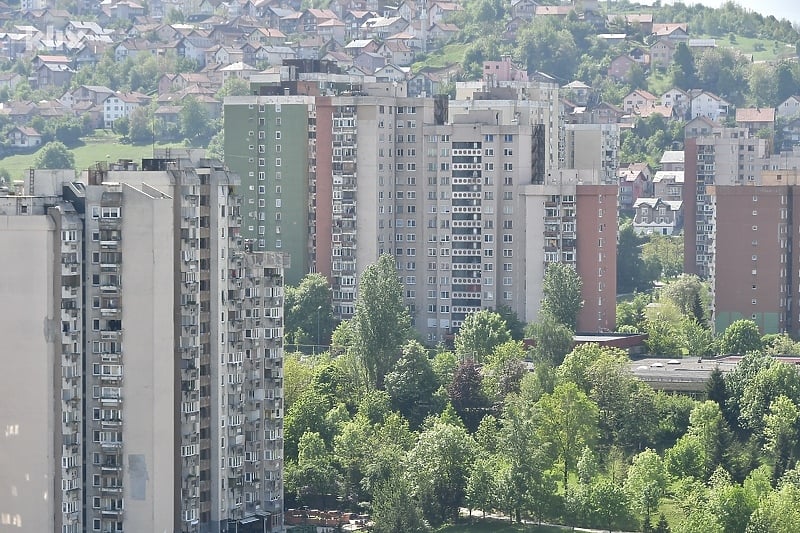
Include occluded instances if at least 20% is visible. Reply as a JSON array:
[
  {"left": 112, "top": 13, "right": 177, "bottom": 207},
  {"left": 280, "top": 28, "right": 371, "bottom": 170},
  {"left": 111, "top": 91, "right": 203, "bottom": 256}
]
[{"left": 281, "top": 251, "right": 800, "bottom": 533}]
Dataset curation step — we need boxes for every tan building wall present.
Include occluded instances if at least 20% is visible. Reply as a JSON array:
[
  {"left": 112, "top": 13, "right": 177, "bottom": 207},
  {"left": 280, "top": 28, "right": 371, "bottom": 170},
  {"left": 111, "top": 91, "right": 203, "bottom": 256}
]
[
  {"left": 0, "top": 214, "right": 57, "bottom": 533},
  {"left": 118, "top": 184, "right": 176, "bottom": 532}
]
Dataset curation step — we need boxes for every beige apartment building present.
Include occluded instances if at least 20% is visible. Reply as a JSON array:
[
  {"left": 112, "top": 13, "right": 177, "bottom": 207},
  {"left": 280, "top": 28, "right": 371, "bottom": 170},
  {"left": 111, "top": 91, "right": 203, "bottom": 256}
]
[
  {"left": 225, "top": 72, "right": 619, "bottom": 340},
  {"left": 0, "top": 151, "right": 286, "bottom": 533}
]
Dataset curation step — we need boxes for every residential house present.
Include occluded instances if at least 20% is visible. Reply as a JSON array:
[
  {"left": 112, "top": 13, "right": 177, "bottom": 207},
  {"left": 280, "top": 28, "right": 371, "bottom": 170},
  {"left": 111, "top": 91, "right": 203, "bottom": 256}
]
[
  {"left": 534, "top": 4, "right": 572, "bottom": 17},
  {"left": 690, "top": 91, "right": 730, "bottom": 122},
  {"left": 618, "top": 162, "right": 652, "bottom": 211},
  {"left": 6, "top": 126, "right": 42, "bottom": 148},
  {"left": 262, "top": 45, "right": 297, "bottom": 66},
  {"left": 781, "top": 117, "right": 800, "bottom": 150},
  {"left": 34, "top": 61, "right": 74, "bottom": 89},
  {"left": 687, "top": 38, "right": 716, "bottom": 54},
  {"left": 649, "top": 38, "right": 675, "bottom": 70},
  {"left": 321, "top": 50, "right": 352, "bottom": 68},
  {"left": 344, "top": 38, "right": 379, "bottom": 56},
  {"left": 661, "top": 87, "right": 690, "bottom": 119},
  {"left": 652, "top": 170, "right": 684, "bottom": 202},
  {"left": 503, "top": 17, "right": 526, "bottom": 41},
  {"left": 407, "top": 65, "right": 459, "bottom": 97},
  {"left": 651, "top": 23, "right": 689, "bottom": 41},
  {"left": 114, "top": 39, "right": 156, "bottom": 61},
  {"left": 219, "top": 61, "right": 258, "bottom": 83},
  {"left": 639, "top": 104, "right": 677, "bottom": 120},
  {"left": 103, "top": 91, "right": 149, "bottom": 128},
  {"left": 428, "top": 1, "right": 461, "bottom": 25},
  {"left": 562, "top": 80, "right": 593, "bottom": 106},
  {"left": 279, "top": 11, "right": 303, "bottom": 34},
  {"left": 264, "top": 6, "right": 296, "bottom": 30},
  {"left": 660, "top": 150, "right": 684, "bottom": 172},
  {"left": 343, "top": 10, "right": 377, "bottom": 39},
  {"left": 427, "top": 21, "right": 459, "bottom": 45},
  {"left": 621, "top": 13, "right": 653, "bottom": 34},
  {"left": 378, "top": 40, "right": 414, "bottom": 66},
  {"left": 318, "top": 19, "right": 346, "bottom": 42},
  {"left": 483, "top": 56, "right": 528, "bottom": 83},
  {"left": 1, "top": 100, "right": 37, "bottom": 124},
  {"left": 684, "top": 115, "right": 718, "bottom": 138},
  {"left": 109, "top": 0, "right": 146, "bottom": 21},
  {"left": 608, "top": 54, "right": 636, "bottom": 82},
  {"left": 247, "top": 27, "right": 287, "bottom": 46},
  {"left": 735, "top": 107, "right": 776, "bottom": 137},
  {"left": 62, "top": 85, "right": 114, "bottom": 108},
  {"left": 361, "top": 16, "right": 408, "bottom": 40},
  {"left": 301, "top": 8, "right": 339, "bottom": 32},
  {"left": 632, "top": 198, "right": 683, "bottom": 236},
  {"left": 622, "top": 89, "right": 657, "bottom": 114},
  {"left": 0, "top": 72, "right": 22, "bottom": 90},
  {"left": 590, "top": 102, "right": 625, "bottom": 125},
  {"left": 509, "top": 0, "right": 538, "bottom": 21},
  {"left": 373, "top": 63, "right": 408, "bottom": 82},
  {"left": 353, "top": 51, "right": 384, "bottom": 73},
  {"left": 777, "top": 95, "right": 800, "bottom": 120}
]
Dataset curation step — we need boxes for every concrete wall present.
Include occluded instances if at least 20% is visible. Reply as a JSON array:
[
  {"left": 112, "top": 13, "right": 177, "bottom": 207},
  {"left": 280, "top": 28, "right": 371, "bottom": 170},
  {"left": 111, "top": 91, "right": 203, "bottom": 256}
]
[
  {"left": 120, "top": 185, "right": 176, "bottom": 532},
  {"left": 0, "top": 214, "right": 56, "bottom": 532}
]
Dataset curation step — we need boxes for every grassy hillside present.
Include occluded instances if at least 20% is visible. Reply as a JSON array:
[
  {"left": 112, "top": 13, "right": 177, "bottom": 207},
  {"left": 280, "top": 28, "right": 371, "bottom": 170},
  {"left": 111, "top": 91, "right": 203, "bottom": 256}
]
[{"left": 0, "top": 132, "right": 184, "bottom": 179}]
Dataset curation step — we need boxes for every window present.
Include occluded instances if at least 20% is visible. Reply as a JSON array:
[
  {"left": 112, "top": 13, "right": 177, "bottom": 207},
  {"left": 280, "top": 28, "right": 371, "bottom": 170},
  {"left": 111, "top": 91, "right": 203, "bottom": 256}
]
[
  {"left": 275, "top": 131, "right": 281, "bottom": 140},
  {"left": 503, "top": 263, "right": 513, "bottom": 271}
]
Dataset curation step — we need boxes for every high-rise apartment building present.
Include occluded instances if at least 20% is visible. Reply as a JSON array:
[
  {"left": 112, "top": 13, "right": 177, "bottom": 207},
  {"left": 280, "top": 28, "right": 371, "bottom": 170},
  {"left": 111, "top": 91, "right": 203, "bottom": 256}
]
[
  {"left": 709, "top": 170, "right": 800, "bottom": 335},
  {"left": 684, "top": 125, "right": 769, "bottom": 277},
  {"left": 224, "top": 70, "right": 618, "bottom": 339},
  {"left": 0, "top": 150, "right": 285, "bottom": 533}
]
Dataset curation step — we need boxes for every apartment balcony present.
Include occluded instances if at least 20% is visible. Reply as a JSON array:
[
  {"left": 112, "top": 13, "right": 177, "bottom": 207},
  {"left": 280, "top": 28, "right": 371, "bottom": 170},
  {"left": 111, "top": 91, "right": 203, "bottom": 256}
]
[
  {"left": 99, "top": 485, "right": 123, "bottom": 494},
  {"left": 100, "top": 508, "right": 124, "bottom": 518},
  {"left": 101, "top": 462, "right": 123, "bottom": 472}
]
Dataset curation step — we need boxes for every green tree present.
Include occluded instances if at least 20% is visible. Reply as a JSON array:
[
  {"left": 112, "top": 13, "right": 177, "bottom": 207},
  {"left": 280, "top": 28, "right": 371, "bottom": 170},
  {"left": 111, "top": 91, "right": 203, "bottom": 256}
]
[
  {"left": 128, "top": 106, "right": 154, "bottom": 144},
  {"left": 284, "top": 273, "right": 334, "bottom": 350},
  {"left": 590, "top": 478, "right": 634, "bottom": 532},
  {"left": 719, "top": 319, "right": 762, "bottom": 355},
  {"left": 617, "top": 222, "right": 654, "bottom": 294},
  {"left": 660, "top": 275, "right": 709, "bottom": 322},
  {"left": 371, "top": 472, "right": 428, "bottom": 533},
  {"left": 216, "top": 77, "right": 251, "bottom": 98},
  {"left": 352, "top": 254, "right": 412, "bottom": 389},
  {"left": 448, "top": 359, "right": 489, "bottom": 430},
  {"left": 495, "top": 304, "right": 526, "bottom": 340},
  {"left": 624, "top": 449, "right": 667, "bottom": 519},
  {"left": 642, "top": 233, "right": 683, "bottom": 280},
  {"left": 385, "top": 340, "right": 440, "bottom": 428},
  {"left": 283, "top": 353, "right": 316, "bottom": 410},
  {"left": 481, "top": 340, "right": 526, "bottom": 404},
  {"left": 455, "top": 309, "right": 511, "bottom": 362},
  {"left": 285, "top": 431, "right": 341, "bottom": 508},
  {"left": 406, "top": 421, "right": 477, "bottom": 526},
  {"left": 670, "top": 42, "right": 696, "bottom": 89},
  {"left": 534, "top": 382, "right": 599, "bottom": 490},
  {"left": 740, "top": 361, "right": 800, "bottom": 436},
  {"left": 112, "top": 115, "right": 130, "bottom": 137},
  {"left": 34, "top": 141, "right": 75, "bottom": 169},
  {"left": 526, "top": 312, "right": 574, "bottom": 366},
  {"left": 465, "top": 453, "right": 497, "bottom": 517},
  {"left": 179, "top": 96, "right": 213, "bottom": 144},
  {"left": 541, "top": 262, "right": 584, "bottom": 330}
]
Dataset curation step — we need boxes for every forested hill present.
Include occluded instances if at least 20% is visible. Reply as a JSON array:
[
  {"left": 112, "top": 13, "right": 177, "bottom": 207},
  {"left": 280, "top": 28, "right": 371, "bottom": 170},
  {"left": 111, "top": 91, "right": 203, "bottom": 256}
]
[{"left": 423, "top": 0, "right": 800, "bottom": 109}]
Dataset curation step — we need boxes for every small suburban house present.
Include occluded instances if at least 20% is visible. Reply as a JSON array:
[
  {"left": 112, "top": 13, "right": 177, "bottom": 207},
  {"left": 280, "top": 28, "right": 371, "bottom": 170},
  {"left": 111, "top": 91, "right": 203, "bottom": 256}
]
[
  {"left": 777, "top": 95, "right": 800, "bottom": 120},
  {"left": 633, "top": 197, "right": 683, "bottom": 236},
  {"left": 7, "top": 126, "right": 42, "bottom": 148}
]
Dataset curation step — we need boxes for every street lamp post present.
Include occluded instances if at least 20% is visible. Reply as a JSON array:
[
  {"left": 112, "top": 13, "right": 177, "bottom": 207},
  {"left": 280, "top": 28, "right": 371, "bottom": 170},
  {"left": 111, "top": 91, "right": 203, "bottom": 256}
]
[{"left": 316, "top": 305, "right": 322, "bottom": 354}]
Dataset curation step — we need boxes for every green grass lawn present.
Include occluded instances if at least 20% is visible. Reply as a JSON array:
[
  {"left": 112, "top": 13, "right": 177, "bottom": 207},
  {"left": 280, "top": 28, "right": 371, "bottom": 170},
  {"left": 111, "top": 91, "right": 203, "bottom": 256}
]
[
  {"left": 0, "top": 133, "right": 184, "bottom": 178},
  {"left": 412, "top": 43, "right": 468, "bottom": 72},
  {"left": 436, "top": 519, "right": 566, "bottom": 533},
  {"left": 702, "top": 34, "right": 796, "bottom": 62}
]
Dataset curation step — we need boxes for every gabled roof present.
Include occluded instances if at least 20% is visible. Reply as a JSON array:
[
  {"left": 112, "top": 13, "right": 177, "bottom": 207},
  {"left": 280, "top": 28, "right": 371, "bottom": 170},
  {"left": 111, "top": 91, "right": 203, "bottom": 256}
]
[
  {"left": 534, "top": 5, "right": 572, "bottom": 15},
  {"left": 660, "top": 150, "right": 684, "bottom": 165},
  {"left": 735, "top": 107, "right": 775, "bottom": 123},
  {"left": 652, "top": 170, "right": 684, "bottom": 183},
  {"left": 627, "top": 89, "right": 657, "bottom": 101},
  {"left": 652, "top": 23, "right": 688, "bottom": 36},
  {"left": 10, "top": 125, "right": 41, "bottom": 136}
]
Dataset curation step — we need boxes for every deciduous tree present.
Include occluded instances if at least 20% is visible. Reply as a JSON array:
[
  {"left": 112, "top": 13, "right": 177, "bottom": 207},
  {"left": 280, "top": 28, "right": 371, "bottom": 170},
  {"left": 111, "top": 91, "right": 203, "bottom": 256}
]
[
  {"left": 34, "top": 141, "right": 75, "bottom": 169},
  {"left": 541, "top": 262, "right": 584, "bottom": 330},
  {"left": 352, "top": 254, "right": 412, "bottom": 389},
  {"left": 455, "top": 309, "right": 511, "bottom": 361}
]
